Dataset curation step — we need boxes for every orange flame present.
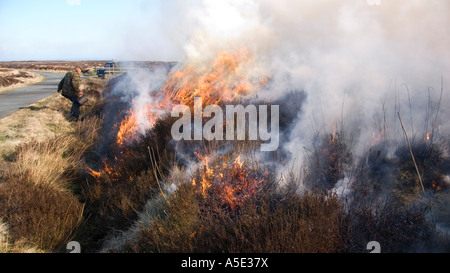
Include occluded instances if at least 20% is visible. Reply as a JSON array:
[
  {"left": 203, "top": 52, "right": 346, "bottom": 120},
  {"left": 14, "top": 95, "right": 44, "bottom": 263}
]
[
  {"left": 432, "top": 181, "right": 442, "bottom": 191},
  {"left": 86, "top": 166, "right": 101, "bottom": 180},
  {"left": 217, "top": 155, "right": 264, "bottom": 210},
  {"left": 371, "top": 128, "right": 385, "bottom": 146},
  {"left": 113, "top": 48, "right": 259, "bottom": 147},
  {"left": 90, "top": 47, "right": 267, "bottom": 184},
  {"left": 163, "top": 47, "right": 262, "bottom": 107},
  {"left": 193, "top": 153, "right": 266, "bottom": 210},
  {"left": 86, "top": 156, "right": 133, "bottom": 183},
  {"left": 234, "top": 155, "right": 244, "bottom": 168},
  {"left": 116, "top": 110, "right": 139, "bottom": 146},
  {"left": 192, "top": 152, "right": 214, "bottom": 197}
]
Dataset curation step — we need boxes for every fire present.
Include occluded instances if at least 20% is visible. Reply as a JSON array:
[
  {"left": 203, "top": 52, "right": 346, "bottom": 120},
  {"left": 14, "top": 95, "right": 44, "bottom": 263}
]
[
  {"left": 87, "top": 159, "right": 115, "bottom": 181},
  {"left": 86, "top": 156, "right": 133, "bottom": 183},
  {"left": 193, "top": 153, "right": 266, "bottom": 210},
  {"left": 234, "top": 155, "right": 244, "bottom": 168},
  {"left": 425, "top": 131, "right": 431, "bottom": 142},
  {"left": 174, "top": 48, "right": 267, "bottom": 202},
  {"left": 371, "top": 128, "right": 385, "bottom": 146},
  {"left": 163, "top": 47, "right": 262, "bottom": 107},
  {"left": 89, "top": 47, "right": 267, "bottom": 185},
  {"left": 432, "top": 181, "right": 442, "bottom": 191},
  {"left": 113, "top": 48, "right": 260, "bottom": 148},
  {"left": 116, "top": 110, "right": 139, "bottom": 146},
  {"left": 330, "top": 123, "right": 337, "bottom": 144},
  {"left": 216, "top": 155, "right": 265, "bottom": 210},
  {"left": 116, "top": 100, "right": 171, "bottom": 147},
  {"left": 192, "top": 152, "right": 214, "bottom": 197},
  {"left": 86, "top": 166, "right": 101, "bottom": 179}
]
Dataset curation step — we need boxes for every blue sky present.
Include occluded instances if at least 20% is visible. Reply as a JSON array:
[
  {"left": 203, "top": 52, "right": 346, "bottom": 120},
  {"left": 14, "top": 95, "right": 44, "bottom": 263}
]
[{"left": 0, "top": 0, "right": 186, "bottom": 61}]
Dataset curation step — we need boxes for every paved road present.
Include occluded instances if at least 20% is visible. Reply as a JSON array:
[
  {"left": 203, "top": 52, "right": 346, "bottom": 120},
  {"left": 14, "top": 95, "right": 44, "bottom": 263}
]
[{"left": 0, "top": 71, "right": 64, "bottom": 119}]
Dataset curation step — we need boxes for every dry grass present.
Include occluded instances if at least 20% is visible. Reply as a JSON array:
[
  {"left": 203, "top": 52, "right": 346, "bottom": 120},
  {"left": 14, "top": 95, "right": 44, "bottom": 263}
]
[
  {"left": 304, "top": 123, "right": 354, "bottom": 191},
  {"left": 394, "top": 142, "right": 450, "bottom": 204},
  {"left": 226, "top": 192, "right": 344, "bottom": 253},
  {"left": 96, "top": 133, "right": 347, "bottom": 253},
  {"left": 0, "top": 218, "right": 45, "bottom": 253},
  {"left": 2, "top": 88, "right": 103, "bottom": 191},
  {"left": 108, "top": 176, "right": 346, "bottom": 253},
  {"left": 0, "top": 76, "right": 103, "bottom": 252},
  {"left": 343, "top": 192, "right": 437, "bottom": 252},
  {"left": 0, "top": 177, "right": 84, "bottom": 251},
  {"left": 76, "top": 116, "right": 177, "bottom": 251},
  {"left": 0, "top": 94, "right": 73, "bottom": 165},
  {"left": 0, "top": 218, "right": 9, "bottom": 252},
  {"left": 10, "top": 135, "right": 83, "bottom": 190},
  {"left": 121, "top": 183, "right": 200, "bottom": 253}
]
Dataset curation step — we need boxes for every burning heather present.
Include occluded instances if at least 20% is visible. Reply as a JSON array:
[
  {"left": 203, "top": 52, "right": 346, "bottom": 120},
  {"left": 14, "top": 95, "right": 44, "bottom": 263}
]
[
  {"left": 66, "top": 1, "right": 450, "bottom": 253},
  {"left": 163, "top": 48, "right": 261, "bottom": 106},
  {"left": 193, "top": 154, "right": 269, "bottom": 210}
]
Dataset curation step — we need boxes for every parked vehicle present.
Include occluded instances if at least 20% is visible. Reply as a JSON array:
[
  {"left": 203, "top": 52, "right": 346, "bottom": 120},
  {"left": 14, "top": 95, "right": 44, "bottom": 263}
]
[{"left": 96, "top": 61, "right": 127, "bottom": 78}]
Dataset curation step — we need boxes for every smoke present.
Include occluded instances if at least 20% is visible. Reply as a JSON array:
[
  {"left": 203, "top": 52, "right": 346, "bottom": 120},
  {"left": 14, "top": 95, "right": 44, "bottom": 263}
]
[
  {"left": 92, "top": 1, "right": 450, "bottom": 251},
  {"left": 115, "top": 0, "right": 450, "bottom": 173},
  {"left": 183, "top": 2, "right": 450, "bottom": 203},
  {"left": 258, "top": 0, "right": 450, "bottom": 161}
]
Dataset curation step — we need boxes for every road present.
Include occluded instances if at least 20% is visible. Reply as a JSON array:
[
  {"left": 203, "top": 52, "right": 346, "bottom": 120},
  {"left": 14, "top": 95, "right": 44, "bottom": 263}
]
[{"left": 0, "top": 71, "right": 64, "bottom": 119}]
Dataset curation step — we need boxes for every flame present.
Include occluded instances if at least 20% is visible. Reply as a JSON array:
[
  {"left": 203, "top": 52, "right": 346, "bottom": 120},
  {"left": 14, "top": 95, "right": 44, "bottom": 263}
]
[
  {"left": 113, "top": 48, "right": 259, "bottom": 148},
  {"left": 193, "top": 152, "right": 214, "bottom": 197},
  {"left": 169, "top": 48, "right": 267, "bottom": 205},
  {"left": 86, "top": 159, "right": 113, "bottom": 182},
  {"left": 89, "top": 47, "right": 267, "bottom": 184},
  {"left": 432, "top": 181, "right": 442, "bottom": 191},
  {"left": 116, "top": 110, "right": 139, "bottom": 146},
  {"left": 86, "top": 166, "right": 101, "bottom": 180},
  {"left": 163, "top": 47, "right": 262, "bottom": 107},
  {"left": 201, "top": 172, "right": 212, "bottom": 196},
  {"left": 86, "top": 156, "right": 133, "bottom": 183},
  {"left": 234, "top": 155, "right": 244, "bottom": 168},
  {"left": 217, "top": 155, "right": 264, "bottom": 210},
  {"left": 193, "top": 153, "right": 266, "bottom": 210},
  {"left": 116, "top": 100, "right": 171, "bottom": 147},
  {"left": 330, "top": 123, "right": 337, "bottom": 144},
  {"left": 425, "top": 131, "right": 431, "bottom": 142},
  {"left": 371, "top": 128, "right": 385, "bottom": 146}
]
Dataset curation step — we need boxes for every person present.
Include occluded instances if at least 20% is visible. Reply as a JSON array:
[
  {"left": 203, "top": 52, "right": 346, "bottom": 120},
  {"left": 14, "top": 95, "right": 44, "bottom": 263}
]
[{"left": 57, "top": 66, "right": 84, "bottom": 121}]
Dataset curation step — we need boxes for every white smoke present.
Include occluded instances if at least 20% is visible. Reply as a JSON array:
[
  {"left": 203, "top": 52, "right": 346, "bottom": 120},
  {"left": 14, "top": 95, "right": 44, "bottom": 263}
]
[
  {"left": 122, "top": 0, "right": 450, "bottom": 172},
  {"left": 96, "top": 1, "right": 450, "bottom": 251},
  {"left": 178, "top": 0, "right": 450, "bottom": 163}
]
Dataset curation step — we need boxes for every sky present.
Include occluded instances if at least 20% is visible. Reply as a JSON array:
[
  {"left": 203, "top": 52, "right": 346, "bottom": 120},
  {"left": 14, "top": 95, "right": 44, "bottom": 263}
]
[{"left": 0, "top": 0, "right": 186, "bottom": 61}]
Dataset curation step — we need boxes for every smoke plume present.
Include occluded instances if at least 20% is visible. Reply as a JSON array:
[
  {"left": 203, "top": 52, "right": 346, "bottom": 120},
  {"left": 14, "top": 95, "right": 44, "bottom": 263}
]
[{"left": 114, "top": 0, "right": 450, "bottom": 184}]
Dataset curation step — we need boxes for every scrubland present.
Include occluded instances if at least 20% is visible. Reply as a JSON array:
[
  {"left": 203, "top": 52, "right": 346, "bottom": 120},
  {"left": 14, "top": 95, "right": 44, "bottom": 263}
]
[{"left": 0, "top": 72, "right": 449, "bottom": 253}]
